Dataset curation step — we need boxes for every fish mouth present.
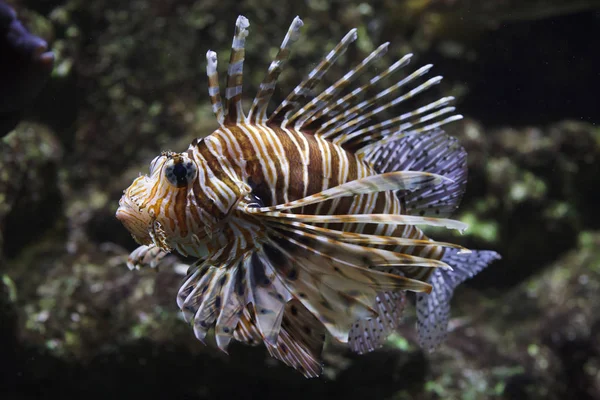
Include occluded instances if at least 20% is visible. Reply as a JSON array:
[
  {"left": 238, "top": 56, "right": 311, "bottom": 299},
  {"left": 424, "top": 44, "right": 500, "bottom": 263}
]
[{"left": 116, "top": 195, "right": 152, "bottom": 245}]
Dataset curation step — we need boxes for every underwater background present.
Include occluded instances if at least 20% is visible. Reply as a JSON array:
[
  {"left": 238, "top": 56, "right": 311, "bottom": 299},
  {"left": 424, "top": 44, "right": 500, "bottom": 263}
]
[{"left": 1, "top": 0, "right": 599, "bottom": 399}]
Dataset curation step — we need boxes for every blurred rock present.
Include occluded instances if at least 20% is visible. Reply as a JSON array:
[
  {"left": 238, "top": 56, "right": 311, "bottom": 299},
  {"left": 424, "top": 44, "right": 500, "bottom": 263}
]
[
  {"left": 0, "top": 122, "right": 63, "bottom": 259},
  {"left": 443, "top": 120, "right": 600, "bottom": 288}
]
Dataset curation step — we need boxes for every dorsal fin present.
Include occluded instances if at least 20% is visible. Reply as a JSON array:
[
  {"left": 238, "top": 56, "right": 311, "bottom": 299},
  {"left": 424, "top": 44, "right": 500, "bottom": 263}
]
[
  {"left": 299, "top": 54, "right": 412, "bottom": 131},
  {"left": 248, "top": 16, "right": 304, "bottom": 124},
  {"left": 249, "top": 22, "right": 464, "bottom": 156},
  {"left": 205, "top": 50, "right": 224, "bottom": 126},
  {"left": 224, "top": 15, "right": 250, "bottom": 125},
  {"left": 348, "top": 291, "right": 406, "bottom": 354},
  {"left": 267, "top": 29, "right": 358, "bottom": 127},
  {"left": 365, "top": 129, "right": 468, "bottom": 218},
  {"left": 286, "top": 42, "right": 390, "bottom": 130}
]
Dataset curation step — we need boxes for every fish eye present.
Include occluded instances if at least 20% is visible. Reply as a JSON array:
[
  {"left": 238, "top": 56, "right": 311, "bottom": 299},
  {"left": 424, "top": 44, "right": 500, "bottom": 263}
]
[{"left": 164, "top": 155, "right": 197, "bottom": 188}]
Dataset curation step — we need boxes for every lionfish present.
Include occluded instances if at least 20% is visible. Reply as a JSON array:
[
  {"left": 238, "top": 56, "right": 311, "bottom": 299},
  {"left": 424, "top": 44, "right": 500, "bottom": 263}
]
[{"left": 116, "top": 15, "right": 500, "bottom": 377}]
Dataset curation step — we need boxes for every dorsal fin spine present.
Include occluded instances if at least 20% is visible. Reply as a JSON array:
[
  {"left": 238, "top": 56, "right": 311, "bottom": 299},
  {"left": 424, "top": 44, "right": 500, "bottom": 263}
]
[
  {"left": 224, "top": 15, "right": 250, "bottom": 125},
  {"left": 322, "top": 74, "right": 444, "bottom": 141},
  {"left": 206, "top": 50, "right": 225, "bottom": 126},
  {"left": 289, "top": 42, "right": 390, "bottom": 131},
  {"left": 342, "top": 96, "right": 456, "bottom": 146},
  {"left": 269, "top": 29, "right": 358, "bottom": 128},
  {"left": 249, "top": 16, "right": 304, "bottom": 124},
  {"left": 317, "top": 64, "right": 434, "bottom": 137},
  {"left": 302, "top": 54, "right": 413, "bottom": 129},
  {"left": 357, "top": 113, "right": 464, "bottom": 158}
]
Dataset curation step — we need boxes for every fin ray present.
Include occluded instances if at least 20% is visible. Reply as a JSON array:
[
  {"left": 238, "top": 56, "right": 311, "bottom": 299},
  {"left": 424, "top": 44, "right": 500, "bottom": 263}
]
[
  {"left": 268, "top": 29, "right": 358, "bottom": 127},
  {"left": 254, "top": 210, "right": 468, "bottom": 232},
  {"left": 289, "top": 42, "right": 390, "bottom": 130},
  {"left": 248, "top": 16, "right": 304, "bottom": 124},
  {"left": 267, "top": 219, "right": 468, "bottom": 252},
  {"left": 367, "top": 129, "right": 468, "bottom": 218},
  {"left": 246, "top": 251, "right": 293, "bottom": 345},
  {"left": 244, "top": 170, "right": 448, "bottom": 213},
  {"left": 206, "top": 51, "right": 225, "bottom": 125},
  {"left": 224, "top": 15, "right": 250, "bottom": 125},
  {"left": 348, "top": 291, "right": 407, "bottom": 354},
  {"left": 417, "top": 249, "right": 501, "bottom": 352}
]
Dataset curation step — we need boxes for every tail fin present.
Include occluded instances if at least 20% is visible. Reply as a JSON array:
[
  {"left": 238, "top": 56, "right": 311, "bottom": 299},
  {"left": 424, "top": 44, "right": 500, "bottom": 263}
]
[{"left": 416, "top": 248, "right": 501, "bottom": 352}]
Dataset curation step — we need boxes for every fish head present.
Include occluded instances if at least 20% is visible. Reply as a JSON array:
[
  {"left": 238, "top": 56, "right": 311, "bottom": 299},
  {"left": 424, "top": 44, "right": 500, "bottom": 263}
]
[{"left": 116, "top": 151, "right": 206, "bottom": 250}]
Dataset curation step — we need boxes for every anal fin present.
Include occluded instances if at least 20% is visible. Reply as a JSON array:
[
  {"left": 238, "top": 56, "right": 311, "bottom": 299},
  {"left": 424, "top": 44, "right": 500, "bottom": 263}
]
[
  {"left": 234, "top": 303, "right": 326, "bottom": 378},
  {"left": 417, "top": 248, "right": 501, "bottom": 352},
  {"left": 348, "top": 291, "right": 407, "bottom": 354},
  {"left": 266, "top": 300, "right": 326, "bottom": 378}
]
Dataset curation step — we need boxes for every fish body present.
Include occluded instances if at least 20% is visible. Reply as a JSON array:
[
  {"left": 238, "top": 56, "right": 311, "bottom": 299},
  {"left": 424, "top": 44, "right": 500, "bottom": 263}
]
[
  {"left": 0, "top": 1, "right": 54, "bottom": 138},
  {"left": 116, "top": 15, "right": 500, "bottom": 377}
]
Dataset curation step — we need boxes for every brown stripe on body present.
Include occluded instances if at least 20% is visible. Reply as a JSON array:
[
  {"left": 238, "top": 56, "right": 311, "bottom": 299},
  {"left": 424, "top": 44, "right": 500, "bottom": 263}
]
[
  {"left": 281, "top": 127, "right": 307, "bottom": 199},
  {"left": 186, "top": 189, "right": 204, "bottom": 231},
  {"left": 238, "top": 125, "right": 377, "bottom": 219},
  {"left": 257, "top": 125, "right": 288, "bottom": 205},
  {"left": 293, "top": 133, "right": 325, "bottom": 216},
  {"left": 191, "top": 144, "right": 229, "bottom": 220},
  {"left": 191, "top": 168, "right": 211, "bottom": 215},
  {"left": 173, "top": 187, "right": 189, "bottom": 237},
  {"left": 196, "top": 138, "right": 240, "bottom": 212},
  {"left": 210, "top": 129, "right": 244, "bottom": 179},
  {"left": 225, "top": 125, "right": 274, "bottom": 207}
]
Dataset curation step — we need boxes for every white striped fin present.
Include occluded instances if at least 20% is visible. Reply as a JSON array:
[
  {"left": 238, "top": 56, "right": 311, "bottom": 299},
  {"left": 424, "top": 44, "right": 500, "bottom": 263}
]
[
  {"left": 318, "top": 65, "right": 438, "bottom": 138},
  {"left": 342, "top": 96, "right": 456, "bottom": 147},
  {"left": 248, "top": 16, "right": 304, "bottom": 124},
  {"left": 177, "top": 264, "right": 211, "bottom": 313},
  {"left": 417, "top": 249, "right": 501, "bottom": 352},
  {"left": 268, "top": 223, "right": 451, "bottom": 270},
  {"left": 234, "top": 303, "right": 326, "bottom": 378},
  {"left": 214, "top": 264, "right": 245, "bottom": 352},
  {"left": 265, "top": 300, "right": 325, "bottom": 378},
  {"left": 357, "top": 114, "right": 464, "bottom": 156},
  {"left": 269, "top": 28, "right": 358, "bottom": 127},
  {"left": 243, "top": 171, "right": 449, "bottom": 212},
  {"left": 264, "top": 235, "right": 433, "bottom": 342},
  {"left": 266, "top": 219, "right": 469, "bottom": 252},
  {"left": 302, "top": 54, "right": 413, "bottom": 128},
  {"left": 348, "top": 291, "right": 406, "bottom": 354},
  {"left": 205, "top": 50, "right": 225, "bottom": 125},
  {"left": 126, "top": 244, "right": 170, "bottom": 270},
  {"left": 254, "top": 211, "right": 469, "bottom": 232},
  {"left": 224, "top": 15, "right": 250, "bottom": 125},
  {"left": 365, "top": 130, "right": 469, "bottom": 219},
  {"left": 246, "top": 250, "right": 294, "bottom": 345},
  {"left": 288, "top": 42, "right": 390, "bottom": 130},
  {"left": 191, "top": 267, "right": 228, "bottom": 341}
]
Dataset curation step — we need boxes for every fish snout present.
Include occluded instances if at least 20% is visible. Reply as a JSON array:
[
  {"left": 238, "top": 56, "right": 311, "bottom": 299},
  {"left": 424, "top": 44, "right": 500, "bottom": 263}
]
[{"left": 116, "top": 195, "right": 152, "bottom": 245}]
